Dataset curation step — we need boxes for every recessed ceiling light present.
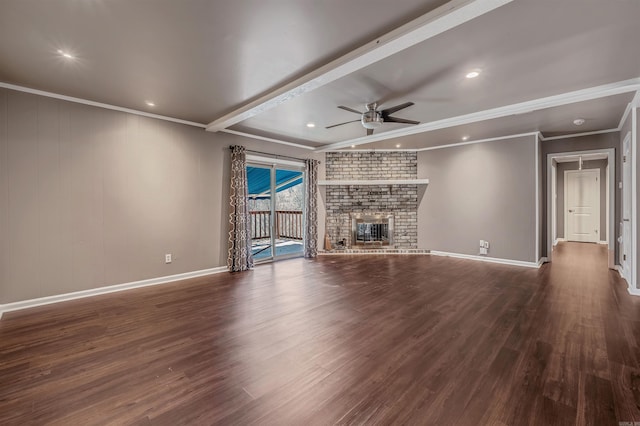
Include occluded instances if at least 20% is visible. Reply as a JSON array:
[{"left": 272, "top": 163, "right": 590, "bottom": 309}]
[
  {"left": 396, "top": 144, "right": 401, "bottom": 148},
  {"left": 145, "top": 101, "right": 156, "bottom": 107},
  {"left": 351, "top": 145, "right": 356, "bottom": 148},
  {"left": 306, "top": 122, "right": 315, "bottom": 128},
  {"left": 465, "top": 69, "right": 481, "bottom": 79},
  {"left": 57, "top": 49, "right": 74, "bottom": 59},
  {"left": 462, "top": 135, "right": 469, "bottom": 141},
  {"left": 573, "top": 118, "right": 585, "bottom": 126}
]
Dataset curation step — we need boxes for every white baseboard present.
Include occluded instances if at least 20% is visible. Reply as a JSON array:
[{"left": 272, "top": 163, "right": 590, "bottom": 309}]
[
  {"left": 555, "top": 238, "right": 608, "bottom": 245},
  {"left": 538, "top": 257, "right": 548, "bottom": 266},
  {"left": 0, "top": 266, "right": 228, "bottom": 319},
  {"left": 613, "top": 266, "right": 640, "bottom": 297},
  {"left": 429, "top": 251, "right": 542, "bottom": 268},
  {"left": 617, "top": 265, "right": 630, "bottom": 281},
  {"left": 627, "top": 286, "right": 640, "bottom": 296}
]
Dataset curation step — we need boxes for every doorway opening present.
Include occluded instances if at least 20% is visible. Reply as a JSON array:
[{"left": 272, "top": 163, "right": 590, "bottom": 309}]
[
  {"left": 546, "top": 149, "right": 615, "bottom": 268},
  {"left": 246, "top": 159, "right": 305, "bottom": 263}
]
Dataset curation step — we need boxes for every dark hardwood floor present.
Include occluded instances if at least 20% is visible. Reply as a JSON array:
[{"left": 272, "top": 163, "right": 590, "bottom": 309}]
[{"left": 2, "top": 242, "right": 640, "bottom": 425}]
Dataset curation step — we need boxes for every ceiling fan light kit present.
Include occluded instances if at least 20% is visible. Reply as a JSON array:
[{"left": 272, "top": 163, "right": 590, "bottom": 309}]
[
  {"left": 327, "top": 101, "right": 419, "bottom": 136},
  {"left": 361, "top": 103, "right": 384, "bottom": 129}
]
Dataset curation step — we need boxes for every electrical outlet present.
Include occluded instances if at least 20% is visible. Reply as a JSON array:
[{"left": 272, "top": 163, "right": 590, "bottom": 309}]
[
  {"left": 484, "top": 241, "right": 490, "bottom": 249},
  {"left": 480, "top": 247, "right": 487, "bottom": 255},
  {"left": 165, "top": 253, "right": 172, "bottom": 264},
  {"left": 479, "top": 240, "right": 485, "bottom": 247}
]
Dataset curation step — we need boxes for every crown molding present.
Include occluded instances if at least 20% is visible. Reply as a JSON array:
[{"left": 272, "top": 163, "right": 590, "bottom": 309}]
[
  {"left": 539, "top": 128, "right": 619, "bottom": 142},
  {"left": 221, "top": 129, "right": 317, "bottom": 150},
  {"left": 418, "top": 131, "right": 538, "bottom": 151},
  {"left": 316, "top": 77, "right": 640, "bottom": 151},
  {"left": 618, "top": 99, "right": 634, "bottom": 130},
  {"left": 614, "top": 90, "right": 638, "bottom": 130},
  {"left": 205, "top": 0, "right": 513, "bottom": 132},
  {"left": 326, "top": 131, "right": 539, "bottom": 152},
  {"left": 324, "top": 148, "right": 419, "bottom": 152},
  {"left": 632, "top": 90, "right": 640, "bottom": 108},
  {"left": 0, "top": 82, "right": 207, "bottom": 128}
]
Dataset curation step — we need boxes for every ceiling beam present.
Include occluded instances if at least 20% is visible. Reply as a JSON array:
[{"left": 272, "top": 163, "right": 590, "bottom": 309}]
[
  {"left": 205, "top": 0, "right": 514, "bottom": 132},
  {"left": 316, "top": 77, "right": 640, "bottom": 151}
]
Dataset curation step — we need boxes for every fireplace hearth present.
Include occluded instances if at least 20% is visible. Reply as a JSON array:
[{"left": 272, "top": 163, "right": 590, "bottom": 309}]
[{"left": 352, "top": 213, "right": 394, "bottom": 246}]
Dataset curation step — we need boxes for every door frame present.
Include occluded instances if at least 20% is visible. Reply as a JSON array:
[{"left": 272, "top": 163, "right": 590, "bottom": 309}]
[
  {"left": 621, "top": 131, "right": 633, "bottom": 283},
  {"left": 551, "top": 163, "right": 557, "bottom": 248},
  {"left": 546, "top": 148, "right": 615, "bottom": 267},
  {"left": 246, "top": 154, "right": 306, "bottom": 263},
  {"left": 563, "top": 168, "right": 600, "bottom": 243}
]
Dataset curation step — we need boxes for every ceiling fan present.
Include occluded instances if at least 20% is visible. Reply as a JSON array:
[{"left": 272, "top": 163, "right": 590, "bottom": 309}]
[{"left": 326, "top": 102, "right": 420, "bottom": 136}]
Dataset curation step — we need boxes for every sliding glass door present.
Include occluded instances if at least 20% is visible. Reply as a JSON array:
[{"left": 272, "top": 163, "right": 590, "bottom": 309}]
[
  {"left": 247, "top": 163, "right": 304, "bottom": 262},
  {"left": 247, "top": 165, "right": 273, "bottom": 260}
]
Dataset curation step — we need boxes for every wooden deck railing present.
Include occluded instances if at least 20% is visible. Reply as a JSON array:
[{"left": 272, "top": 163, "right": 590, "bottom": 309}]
[
  {"left": 251, "top": 211, "right": 272, "bottom": 239},
  {"left": 250, "top": 210, "right": 303, "bottom": 240}
]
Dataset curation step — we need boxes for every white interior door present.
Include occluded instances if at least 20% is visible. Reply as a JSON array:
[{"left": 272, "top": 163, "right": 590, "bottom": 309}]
[
  {"left": 565, "top": 169, "right": 600, "bottom": 243},
  {"left": 622, "top": 133, "right": 632, "bottom": 279}
]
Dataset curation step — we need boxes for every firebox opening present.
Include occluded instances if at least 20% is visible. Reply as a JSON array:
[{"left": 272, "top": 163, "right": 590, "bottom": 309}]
[{"left": 352, "top": 213, "right": 394, "bottom": 247}]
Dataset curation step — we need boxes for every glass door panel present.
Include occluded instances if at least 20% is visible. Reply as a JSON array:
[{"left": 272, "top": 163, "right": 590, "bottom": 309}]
[
  {"left": 247, "top": 165, "right": 273, "bottom": 261},
  {"left": 274, "top": 168, "right": 304, "bottom": 258}
]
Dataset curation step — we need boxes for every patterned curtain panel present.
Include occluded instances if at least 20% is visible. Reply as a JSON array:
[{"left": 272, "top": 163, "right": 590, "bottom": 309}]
[
  {"left": 227, "top": 145, "right": 254, "bottom": 272},
  {"left": 304, "top": 159, "right": 320, "bottom": 258}
]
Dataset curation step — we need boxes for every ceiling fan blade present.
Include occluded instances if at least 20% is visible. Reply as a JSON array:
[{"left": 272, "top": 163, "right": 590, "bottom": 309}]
[
  {"left": 381, "top": 102, "right": 414, "bottom": 116},
  {"left": 325, "top": 119, "right": 360, "bottom": 129},
  {"left": 383, "top": 116, "right": 420, "bottom": 125},
  {"left": 338, "top": 105, "right": 363, "bottom": 115},
  {"left": 367, "top": 128, "right": 374, "bottom": 136}
]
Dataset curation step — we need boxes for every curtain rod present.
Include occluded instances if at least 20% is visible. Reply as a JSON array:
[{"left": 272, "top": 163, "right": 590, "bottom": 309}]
[{"left": 231, "top": 146, "right": 320, "bottom": 163}]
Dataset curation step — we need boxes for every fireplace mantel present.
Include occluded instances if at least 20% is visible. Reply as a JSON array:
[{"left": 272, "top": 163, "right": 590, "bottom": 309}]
[{"left": 318, "top": 179, "right": 429, "bottom": 186}]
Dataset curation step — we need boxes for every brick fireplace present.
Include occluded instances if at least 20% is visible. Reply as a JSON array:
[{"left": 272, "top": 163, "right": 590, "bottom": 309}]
[{"left": 324, "top": 151, "right": 419, "bottom": 250}]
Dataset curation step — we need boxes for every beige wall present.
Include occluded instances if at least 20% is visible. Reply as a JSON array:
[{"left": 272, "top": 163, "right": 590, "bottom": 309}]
[
  {"left": 0, "top": 85, "right": 629, "bottom": 303},
  {"left": 416, "top": 135, "right": 538, "bottom": 263},
  {"left": 0, "top": 89, "right": 321, "bottom": 304}
]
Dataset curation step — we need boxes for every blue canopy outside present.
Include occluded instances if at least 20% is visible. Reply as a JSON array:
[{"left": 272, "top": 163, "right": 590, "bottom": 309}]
[{"left": 247, "top": 166, "right": 303, "bottom": 198}]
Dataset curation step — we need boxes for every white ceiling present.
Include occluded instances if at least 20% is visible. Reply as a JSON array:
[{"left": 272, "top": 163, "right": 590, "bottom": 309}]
[{"left": 0, "top": 0, "right": 639, "bottom": 151}]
